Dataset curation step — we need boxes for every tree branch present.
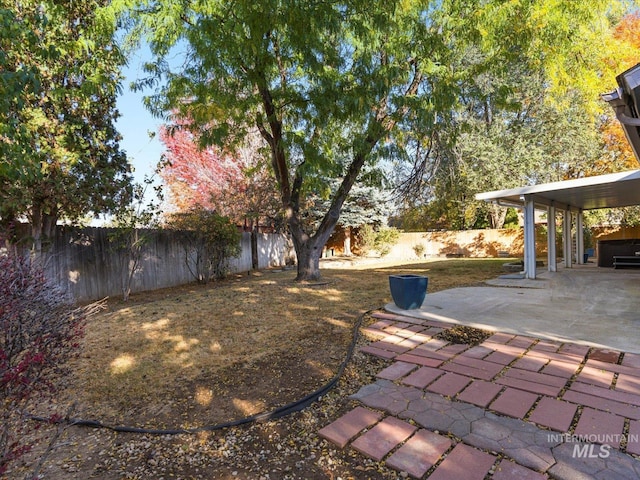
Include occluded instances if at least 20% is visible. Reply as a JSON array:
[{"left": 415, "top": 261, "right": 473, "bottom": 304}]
[
  {"left": 315, "top": 58, "right": 426, "bottom": 239},
  {"left": 255, "top": 74, "right": 292, "bottom": 210},
  {"left": 396, "top": 132, "right": 439, "bottom": 200},
  {"left": 269, "top": 31, "right": 288, "bottom": 88}
]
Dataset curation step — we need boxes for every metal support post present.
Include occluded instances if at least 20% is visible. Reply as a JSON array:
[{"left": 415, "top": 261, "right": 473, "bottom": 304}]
[
  {"left": 563, "top": 209, "right": 572, "bottom": 268},
  {"left": 547, "top": 205, "right": 557, "bottom": 272},
  {"left": 523, "top": 197, "right": 537, "bottom": 279}
]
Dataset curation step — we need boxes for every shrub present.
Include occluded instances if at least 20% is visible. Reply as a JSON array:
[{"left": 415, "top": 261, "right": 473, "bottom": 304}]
[
  {"left": 356, "top": 225, "right": 400, "bottom": 257},
  {"left": 375, "top": 227, "right": 400, "bottom": 257},
  {"left": 0, "top": 254, "right": 95, "bottom": 477},
  {"left": 167, "top": 208, "right": 242, "bottom": 283},
  {"left": 356, "top": 224, "right": 377, "bottom": 256},
  {"left": 413, "top": 243, "right": 425, "bottom": 258},
  {"left": 108, "top": 175, "right": 164, "bottom": 301}
]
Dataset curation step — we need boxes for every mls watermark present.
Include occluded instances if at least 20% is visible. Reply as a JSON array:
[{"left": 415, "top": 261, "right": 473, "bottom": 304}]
[{"left": 548, "top": 433, "right": 639, "bottom": 459}]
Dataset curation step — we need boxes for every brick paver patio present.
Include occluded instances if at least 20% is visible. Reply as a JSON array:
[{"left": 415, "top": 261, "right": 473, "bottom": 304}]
[{"left": 318, "top": 311, "right": 640, "bottom": 479}]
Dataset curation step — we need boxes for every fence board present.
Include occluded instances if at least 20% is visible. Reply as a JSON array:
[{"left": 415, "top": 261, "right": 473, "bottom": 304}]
[{"left": 3, "top": 226, "right": 292, "bottom": 302}]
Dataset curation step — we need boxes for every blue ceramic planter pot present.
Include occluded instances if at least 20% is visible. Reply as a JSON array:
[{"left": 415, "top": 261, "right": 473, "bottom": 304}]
[{"left": 389, "top": 274, "right": 428, "bottom": 310}]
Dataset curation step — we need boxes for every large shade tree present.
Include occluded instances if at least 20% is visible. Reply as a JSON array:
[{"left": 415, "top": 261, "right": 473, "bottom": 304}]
[
  {"left": 443, "top": 77, "right": 604, "bottom": 230},
  {"left": 121, "top": 0, "right": 624, "bottom": 280},
  {"left": 0, "top": 1, "right": 132, "bottom": 253},
  {"left": 0, "top": 7, "right": 39, "bottom": 162},
  {"left": 394, "top": 1, "right": 637, "bottom": 230}
]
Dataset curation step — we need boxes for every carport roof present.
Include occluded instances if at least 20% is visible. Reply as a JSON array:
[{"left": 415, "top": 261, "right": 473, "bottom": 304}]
[{"left": 475, "top": 169, "right": 640, "bottom": 211}]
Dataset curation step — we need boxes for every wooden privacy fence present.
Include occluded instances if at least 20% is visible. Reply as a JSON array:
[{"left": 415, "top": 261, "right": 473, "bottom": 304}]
[
  {"left": 25, "top": 226, "right": 293, "bottom": 302},
  {"left": 18, "top": 223, "right": 623, "bottom": 302}
]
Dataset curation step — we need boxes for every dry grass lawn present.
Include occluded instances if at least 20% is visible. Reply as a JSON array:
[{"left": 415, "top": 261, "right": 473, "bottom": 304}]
[{"left": 60, "top": 257, "right": 507, "bottom": 430}]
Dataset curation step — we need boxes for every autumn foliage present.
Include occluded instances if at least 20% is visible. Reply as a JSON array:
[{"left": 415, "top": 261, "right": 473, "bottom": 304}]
[
  {"left": 598, "top": 12, "right": 640, "bottom": 172},
  {"left": 159, "top": 124, "right": 281, "bottom": 229},
  {"left": 159, "top": 125, "right": 245, "bottom": 212}
]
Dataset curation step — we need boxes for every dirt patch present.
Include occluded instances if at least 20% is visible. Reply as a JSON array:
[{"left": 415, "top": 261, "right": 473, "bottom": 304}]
[{"left": 434, "top": 325, "right": 493, "bottom": 346}]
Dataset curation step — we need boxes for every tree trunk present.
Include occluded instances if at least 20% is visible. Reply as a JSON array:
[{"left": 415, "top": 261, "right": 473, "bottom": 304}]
[
  {"left": 31, "top": 205, "right": 43, "bottom": 256},
  {"left": 290, "top": 222, "right": 337, "bottom": 281},
  {"left": 488, "top": 204, "right": 508, "bottom": 229},
  {"left": 251, "top": 227, "right": 258, "bottom": 270},
  {"left": 29, "top": 204, "right": 57, "bottom": 264},
  {"left": 294, "top": 239, "right": 323, "bottom": 281}
]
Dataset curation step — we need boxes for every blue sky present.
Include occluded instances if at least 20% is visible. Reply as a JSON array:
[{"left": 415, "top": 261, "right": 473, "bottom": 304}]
[
  {"left": 89, "top": 50, "right": 164, "bottom": 225},
  {"left": 115, "top": 47, "right": 164, "bottom": 187}
]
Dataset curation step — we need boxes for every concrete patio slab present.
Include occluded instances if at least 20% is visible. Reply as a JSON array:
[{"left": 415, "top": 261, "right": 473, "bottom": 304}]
[
  {"left": 320, "top": 265, "right": 640, "bottom": 479},
  {"left": 385, "top": 265, "right": 640, "bottom": 353}
]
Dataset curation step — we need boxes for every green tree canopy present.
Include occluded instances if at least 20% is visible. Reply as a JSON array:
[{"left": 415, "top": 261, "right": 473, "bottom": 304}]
[
  {"left": 0, "top": 1, "right": 132, "bottom": 252},
  {"left": 120, "top": 0, "right": 631, "bottom": 278},
  {"left": 393, "top": 0, "right": 636, "bottom": 230}
]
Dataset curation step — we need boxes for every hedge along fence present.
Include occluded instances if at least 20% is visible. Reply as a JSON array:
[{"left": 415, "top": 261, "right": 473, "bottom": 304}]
[{"left": 5, "top": 225, "right": 293, "bottom": 302}]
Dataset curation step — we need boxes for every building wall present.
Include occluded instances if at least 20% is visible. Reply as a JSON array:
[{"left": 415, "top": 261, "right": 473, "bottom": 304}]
[
  {"left": 592, "top": 225, "right": 640, "bottom": 242},
  {"left": 326, "top": 227, "right": 548, "bottom": 260}
]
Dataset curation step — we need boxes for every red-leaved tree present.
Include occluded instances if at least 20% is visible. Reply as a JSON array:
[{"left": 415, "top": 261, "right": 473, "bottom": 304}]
[
  {"left": 0, "top": 254, "right": 101, "bottom": 477},
  {"left": 159, "top": 124, "right": 244, "bottom": 211},
  {"left": 159, "top": 123, "right": 282, "bottom": 230}
]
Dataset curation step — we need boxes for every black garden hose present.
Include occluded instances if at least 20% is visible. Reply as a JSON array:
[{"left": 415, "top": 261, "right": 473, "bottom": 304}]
[{"left": 28, "top": 307, "right": 377, "bottom": 435}]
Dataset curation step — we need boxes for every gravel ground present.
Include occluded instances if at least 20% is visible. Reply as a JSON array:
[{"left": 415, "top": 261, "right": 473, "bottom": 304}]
[{"left": 434, "top": 325, "right": 492, "bottom": 345}]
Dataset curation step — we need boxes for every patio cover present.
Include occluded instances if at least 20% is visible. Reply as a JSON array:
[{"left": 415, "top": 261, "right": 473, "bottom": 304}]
[
  {"left": 475, "top": 169, "right": 640, "bottom": 278},
  {"left": 476, "top": 169, "right": 640, "bottom": 212}
]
